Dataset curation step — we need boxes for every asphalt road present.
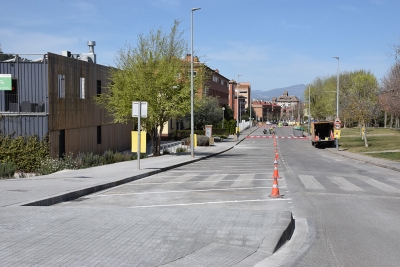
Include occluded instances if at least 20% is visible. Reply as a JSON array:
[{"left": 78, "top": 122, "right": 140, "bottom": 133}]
[{"left": 268, "top": 126, "right": 400, "bottom": 266}]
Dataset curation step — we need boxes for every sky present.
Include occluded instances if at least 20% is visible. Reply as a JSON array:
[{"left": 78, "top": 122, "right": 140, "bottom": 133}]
[{"left": 1, "top": 0, "right": 400, "bottom": 91}]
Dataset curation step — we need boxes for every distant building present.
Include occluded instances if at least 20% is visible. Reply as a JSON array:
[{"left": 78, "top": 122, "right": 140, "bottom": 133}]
[
  {"left": 161, "top": 55, "right": 231, "bottom": 139},
  {"left": 0, "top": 42, "right": 133, "bottom": 158},
  {"left": 252, "top": 100, "right": 281, "bottom": 122},
  {"left": 275, "top": 91, "right": 300, "bottom": 121}
]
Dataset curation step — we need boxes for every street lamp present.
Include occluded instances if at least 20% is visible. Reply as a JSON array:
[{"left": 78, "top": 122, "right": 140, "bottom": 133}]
[
  {"left": 237, "top": 74, "right": 242, "bottom": 132},
  {"left": 190, "top": 7, "right": 200, "bottom": 158},
  {"left": 333, "top": 56, "right": 340, "bottom": 151},
  {"left": 308, "top": 84, "right": 311, "bottom": 134},
  {"left": 235, "top": 89, "right": 239, "bottom": 135},
  {"left": 222, "top": 107, "right": 225, "bottom": 129}
]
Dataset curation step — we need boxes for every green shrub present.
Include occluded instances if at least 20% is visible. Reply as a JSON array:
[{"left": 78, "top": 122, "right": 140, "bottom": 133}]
[
  {"left": 37, "top": 156, "right": 64, "bottom": 175},
  {"left": 176, "top": 147, "right": 187, "bottom": 153},
  {"left": 0, "top": 161, "right": 17, "bottom": 179},
  {"left": 0, "top": 135, "right": 49, "bottom": 173},
  {"left": 111, "top": 152, "right": 123, "bottom": 163},
  {"left": 102, "top": 150, "right": 115, "bottom": 164},
  {"left": 163, "top": 149, "right": 171, "bottom": 154},
  {"left": 37, "top": 153, "right": 78, "bottom": 175},
  {"left": 197, "top": 136, "right": 210, "bottom": 146}
]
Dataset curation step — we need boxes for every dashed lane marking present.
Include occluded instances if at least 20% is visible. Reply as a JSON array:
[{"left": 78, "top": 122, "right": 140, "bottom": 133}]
[{"left": 128, "top": 198, "right": 292, "bottom": 208}]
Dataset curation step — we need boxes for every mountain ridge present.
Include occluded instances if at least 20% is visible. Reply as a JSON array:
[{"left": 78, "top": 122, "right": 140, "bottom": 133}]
[{"left": 251, "top": 84, "right": 306, "bottom": 101}]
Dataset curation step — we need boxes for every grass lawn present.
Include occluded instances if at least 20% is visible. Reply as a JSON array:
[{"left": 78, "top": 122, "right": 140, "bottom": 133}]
[{"left": 339, "top": 127, "right": 400, "bottom": 162}]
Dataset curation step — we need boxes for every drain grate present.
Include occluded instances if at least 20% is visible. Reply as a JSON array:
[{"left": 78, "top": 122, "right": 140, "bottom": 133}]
[{"left": 8, "top": 189, "right": 29, "bottom": 192}]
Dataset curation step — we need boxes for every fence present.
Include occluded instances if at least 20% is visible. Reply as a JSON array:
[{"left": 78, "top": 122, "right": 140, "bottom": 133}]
[{"left": 159, "top": 141, "right": 187, "bottom": 154}]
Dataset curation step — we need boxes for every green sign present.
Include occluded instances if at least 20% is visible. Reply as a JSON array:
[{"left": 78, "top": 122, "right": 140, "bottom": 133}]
[{"left": 0, "top": 74, "right": 12, "bottom": 90}]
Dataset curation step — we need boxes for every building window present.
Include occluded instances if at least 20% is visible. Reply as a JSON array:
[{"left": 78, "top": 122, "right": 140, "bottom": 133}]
[
  {"left": 97, "top": 80, "right": 101, "bottom": 96},
  {"left": 58, "top": 74, "right": 65, "bottom": 98},
  {"left": 187, "top": 71, "right": 197, "bottom": 77},
  {"left": 97, "top": 126, "right": 101, "bottom": 144},
  {"left": 79, "top": 77, "right": 85, "bottom": 99}
]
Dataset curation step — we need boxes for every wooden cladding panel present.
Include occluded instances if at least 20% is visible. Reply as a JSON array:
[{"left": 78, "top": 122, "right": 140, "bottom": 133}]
[{"left": 47, "top": 53, "right": 133, "bottom": 158}]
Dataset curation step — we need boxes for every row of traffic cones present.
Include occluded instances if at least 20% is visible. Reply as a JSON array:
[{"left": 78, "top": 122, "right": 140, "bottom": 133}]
[{"left": 269, "top": 137, "right": 281, "bottom": 198}]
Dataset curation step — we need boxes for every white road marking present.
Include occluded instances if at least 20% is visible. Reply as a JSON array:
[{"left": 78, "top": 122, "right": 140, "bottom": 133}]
[
  {"left": 358, "top": 176, "right": 400, "bottom": 193},
  {"left": 170, "top": 173, "right": 199, "bottom": 183},
  {"left": 96, "top": 186, "right": 274, "bottom": 196},
  {"left": 232, "top": 174, "right": 254, "bottom": 187},
  {"left": 298, "top": 175, "right": 325, "bottom": 190},
  {"left": 330, "top": 176, "right": 364, "bottom": 191},
  {"left": 128, "top": 198, "right": 292, "bottom": 208}
]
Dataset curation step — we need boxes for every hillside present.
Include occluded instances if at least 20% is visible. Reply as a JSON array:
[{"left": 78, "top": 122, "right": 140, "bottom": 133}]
[{"left": 252, "top": 84, "right": 307, "bottom": 101}]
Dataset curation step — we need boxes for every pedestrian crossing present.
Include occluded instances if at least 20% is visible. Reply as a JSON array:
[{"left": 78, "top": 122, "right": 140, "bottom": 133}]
[
  {"left": 247, "top": 135, "right": 308, "bottom": 139},
  {"left": 132, "top": 171, "right": 400, "bottom": 195}
]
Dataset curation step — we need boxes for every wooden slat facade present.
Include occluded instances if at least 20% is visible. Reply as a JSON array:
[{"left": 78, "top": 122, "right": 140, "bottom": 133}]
[{"left": 1, "top": 53, "right": 133, "bottom": 158}]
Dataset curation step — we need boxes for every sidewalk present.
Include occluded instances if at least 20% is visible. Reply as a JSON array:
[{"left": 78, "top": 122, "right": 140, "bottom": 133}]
[{"left": 0, "top": 128, "right": 252, "bottom": 208}]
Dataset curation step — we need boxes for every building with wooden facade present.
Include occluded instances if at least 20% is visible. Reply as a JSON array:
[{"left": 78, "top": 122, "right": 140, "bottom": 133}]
[{"left": 0, "top": 44, "right": 132, "bottom": 158}]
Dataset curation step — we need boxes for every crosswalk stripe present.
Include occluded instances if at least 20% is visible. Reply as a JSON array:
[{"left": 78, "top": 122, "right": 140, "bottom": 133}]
[
  {"left": 199, "top": 174, "right": 228, "bottom": 187},
  {"left": 298, "top": 175, "right": 324, "bottom": 190},
  {"left": 358, "top": 176, "right": 400, "bottom": 193},
  {"left": 330, "top": 176, "right": 364, "bottom": 191},
  {"left": 171, "top": 173, "right": 200, "bottom": 183},
  {"left": 232, "top": 174, "right": 254, "bottom": 187}
]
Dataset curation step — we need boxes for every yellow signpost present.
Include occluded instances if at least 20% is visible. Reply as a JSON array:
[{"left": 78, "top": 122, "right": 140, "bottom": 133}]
[
  {"left": 131, "top": 131, "right": 147, "bottom": 153},
  {"left": 334, "top": 129, "right": 341, "bottom": 139}
]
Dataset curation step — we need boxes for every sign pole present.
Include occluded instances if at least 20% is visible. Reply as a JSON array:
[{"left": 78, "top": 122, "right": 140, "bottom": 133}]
[{"left": 137, "top": 102, "right": 141, "bottom": 170}]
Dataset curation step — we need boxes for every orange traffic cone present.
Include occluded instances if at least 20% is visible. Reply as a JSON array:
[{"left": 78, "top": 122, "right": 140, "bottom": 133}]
[
  {"left": 275, "top": 151, "right": 279, "bottom": 161},
  {"left": 269, "top": 177, "right": 281, "bottom": 198},
  {"left": 272, "top": 159, "right": 280, "bottom": 179}
]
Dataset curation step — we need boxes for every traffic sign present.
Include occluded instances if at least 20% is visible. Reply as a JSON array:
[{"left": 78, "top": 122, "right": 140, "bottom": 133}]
[{"left": 334, "top": 117, "right": 341, "bottom": 129}]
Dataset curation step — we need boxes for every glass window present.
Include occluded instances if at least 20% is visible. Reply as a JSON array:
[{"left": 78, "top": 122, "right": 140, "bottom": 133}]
[
  {"left": 80, "top": 77, "right": 85, "bottom": 99},
  {"left": 58, "top": 74, "right": 65, "bottom": 98}
]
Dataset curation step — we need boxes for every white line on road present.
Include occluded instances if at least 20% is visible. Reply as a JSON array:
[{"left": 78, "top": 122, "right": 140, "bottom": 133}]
[
  {"left": 96, "top": 186, "right": 275, "bottom": 197},
  {"left": 358, "top": 176, "right": 400, "bottom": 193},
  {"left": 330, "top": 176, "right": 364, "bottom": 191},
  {"left": 128, "top": 198, "right": 292, "bottom": 208},
  {"left": 298, "top": 175, "right": 325, "bottom": 190},
  {"left": 128, "top": 178, "right": 271, "bottom": 186}
]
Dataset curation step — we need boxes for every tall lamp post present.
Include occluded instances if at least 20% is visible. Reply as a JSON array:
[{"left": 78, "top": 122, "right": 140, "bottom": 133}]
[
  {"left": 237, "top": 75, "right": 242, "bottom": 132},
  {"left": 236, "top": 89, "right": 239, "bottom": 135},
  {"left": 333, "top": 56, "right": 340, "bottom": 151},
  {"left": 222, "top": 107, "right": 225, "bottom": 129},
  {"left": 308, "top": 84, "right": 311, "bottom": 134},
  {"left": 190, "top": 7, "right": 201, "bottom": 158}
]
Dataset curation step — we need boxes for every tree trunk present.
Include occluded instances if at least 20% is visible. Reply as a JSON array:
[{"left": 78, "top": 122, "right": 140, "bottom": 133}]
[
  {"left": 384, "top": 111, "right": 387, "bottom": 128},
  {"left": 390, "top": 113, "right": 394, "bottom": 128}
]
